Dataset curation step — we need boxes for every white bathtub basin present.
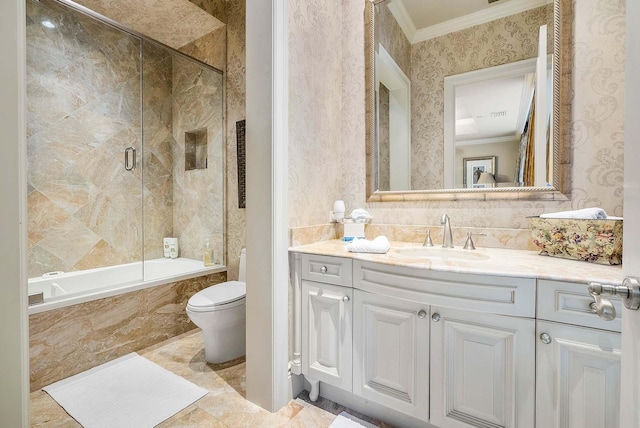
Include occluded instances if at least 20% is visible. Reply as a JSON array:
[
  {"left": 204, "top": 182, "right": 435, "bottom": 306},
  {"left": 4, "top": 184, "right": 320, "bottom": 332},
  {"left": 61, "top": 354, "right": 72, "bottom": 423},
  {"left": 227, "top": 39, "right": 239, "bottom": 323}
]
[
  {"left": 28, "top": 258, "right": 226, "bottom": 314},
  {"left": 393, "top": 246, "right": 490, "bottom": 261}
]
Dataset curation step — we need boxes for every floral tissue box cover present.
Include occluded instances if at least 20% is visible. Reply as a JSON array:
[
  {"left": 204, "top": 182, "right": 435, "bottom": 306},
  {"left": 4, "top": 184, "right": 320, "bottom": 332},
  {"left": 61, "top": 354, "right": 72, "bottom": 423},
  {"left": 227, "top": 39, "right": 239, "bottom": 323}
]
[{"left": 527, "top": 216, "right": 623, "bottom": 265}]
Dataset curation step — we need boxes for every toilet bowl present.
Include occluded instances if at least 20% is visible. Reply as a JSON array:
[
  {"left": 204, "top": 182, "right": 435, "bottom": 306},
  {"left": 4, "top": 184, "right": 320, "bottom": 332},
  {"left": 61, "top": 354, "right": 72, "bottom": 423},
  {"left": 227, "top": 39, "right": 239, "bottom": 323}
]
[{"left": 186, "top": 248, "right": 246, "bottom": 363}]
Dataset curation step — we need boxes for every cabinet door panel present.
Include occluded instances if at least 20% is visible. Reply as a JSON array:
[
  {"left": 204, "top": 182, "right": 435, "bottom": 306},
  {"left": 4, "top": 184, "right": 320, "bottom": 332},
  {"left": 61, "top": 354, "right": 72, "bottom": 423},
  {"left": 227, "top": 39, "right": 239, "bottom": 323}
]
[
  {"left": 431, "top": 307, "right": 535, "bottom": 428},
  {"left": 353, "top": 290, "right": 429, "bottom": 422},
  {"left": 302, "top": 280, "right": 352, "bottom": 391},
  {"left": 536, "top": 321, "right": 621, "bottom": 428}
]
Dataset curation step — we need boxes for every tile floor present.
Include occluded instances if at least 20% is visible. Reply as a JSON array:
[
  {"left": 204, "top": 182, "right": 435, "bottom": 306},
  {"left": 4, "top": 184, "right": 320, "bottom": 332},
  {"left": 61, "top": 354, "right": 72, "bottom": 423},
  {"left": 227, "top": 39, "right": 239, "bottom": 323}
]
[{"left": 30, "top": 329, "right": 388, "bottom": 427}]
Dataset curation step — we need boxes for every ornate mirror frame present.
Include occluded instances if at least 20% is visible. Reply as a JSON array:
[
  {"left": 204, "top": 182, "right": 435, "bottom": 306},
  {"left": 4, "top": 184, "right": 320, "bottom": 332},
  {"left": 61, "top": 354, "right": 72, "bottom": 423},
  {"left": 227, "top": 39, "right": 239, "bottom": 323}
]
[{"left": 365, "top": 0, "right": 573, "bottom": 202}]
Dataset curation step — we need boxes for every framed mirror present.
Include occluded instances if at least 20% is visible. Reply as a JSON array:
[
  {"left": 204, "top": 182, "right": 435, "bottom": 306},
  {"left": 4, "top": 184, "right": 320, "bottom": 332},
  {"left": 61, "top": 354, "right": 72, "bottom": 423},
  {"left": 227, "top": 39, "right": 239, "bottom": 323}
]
[{"left": 365, "top": 0, "right": 572, "bottom": 202}]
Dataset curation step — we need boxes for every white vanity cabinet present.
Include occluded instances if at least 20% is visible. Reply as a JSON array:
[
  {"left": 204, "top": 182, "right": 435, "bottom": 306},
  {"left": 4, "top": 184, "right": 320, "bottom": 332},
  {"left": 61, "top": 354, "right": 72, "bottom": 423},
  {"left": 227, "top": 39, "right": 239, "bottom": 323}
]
[
  {"left": 300, "top": 254, "right": 353, "bottom": 395},
  {"left": 353, "top": 290, "right": 430, "bottom": 422},
  {"left": 535, "top": 280, "right": 622, "bottom": 428},
  {"left": 353, "top": 261, "right": 536, "bottom": 428},
  {"left": 293, "top": 251, "right": 622, "bottom": 428},
  {"left": 430, "top": 306, "right": 535, "bottom": 428}
]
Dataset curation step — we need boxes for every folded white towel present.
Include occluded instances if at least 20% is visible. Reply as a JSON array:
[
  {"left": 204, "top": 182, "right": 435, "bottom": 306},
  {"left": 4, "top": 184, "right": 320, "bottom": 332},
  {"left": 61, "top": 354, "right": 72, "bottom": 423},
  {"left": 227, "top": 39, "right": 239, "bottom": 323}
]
[
  {"left": 329, "top": 412, "right": 377, "bottom": 428},
  {"left": 540, "top": 207, "right": 607, "bottom": 219},
  {"left": 347, "top": 236, "right": 390, "bottom": 254}
]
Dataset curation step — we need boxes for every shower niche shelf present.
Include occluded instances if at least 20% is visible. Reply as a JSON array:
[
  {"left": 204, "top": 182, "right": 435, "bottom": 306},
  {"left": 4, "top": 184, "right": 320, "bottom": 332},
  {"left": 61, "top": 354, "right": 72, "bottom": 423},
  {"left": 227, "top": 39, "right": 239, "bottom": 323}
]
[{"left": 185, "top": 128, "right": 208, "bottom": 170}]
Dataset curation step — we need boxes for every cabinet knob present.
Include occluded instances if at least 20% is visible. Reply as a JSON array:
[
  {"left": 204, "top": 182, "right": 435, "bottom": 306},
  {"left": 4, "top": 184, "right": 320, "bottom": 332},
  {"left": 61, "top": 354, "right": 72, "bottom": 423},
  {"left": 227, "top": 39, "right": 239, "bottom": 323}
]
[
  {"left": 540, "top": 333, "right": 552, "bottom": 344},
  {"left": 320, "top": 266, "right": 328, "bottom": 274},
  {"left": 417, "top": 310, "right": 427, "bottom": 319},
  {"left": 342, "top": 295, "right": 350, "bottom": 303},
  {"left": 431, "top": 313, "right": 441, "bottom": 322}
]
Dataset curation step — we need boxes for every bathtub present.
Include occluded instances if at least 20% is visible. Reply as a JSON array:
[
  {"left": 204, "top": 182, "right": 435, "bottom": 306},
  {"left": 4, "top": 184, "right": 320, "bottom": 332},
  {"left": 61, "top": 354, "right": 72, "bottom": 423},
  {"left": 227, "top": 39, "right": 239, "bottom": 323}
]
[{"left": 28, "top": 258, "right": 226, "bottom": 314}]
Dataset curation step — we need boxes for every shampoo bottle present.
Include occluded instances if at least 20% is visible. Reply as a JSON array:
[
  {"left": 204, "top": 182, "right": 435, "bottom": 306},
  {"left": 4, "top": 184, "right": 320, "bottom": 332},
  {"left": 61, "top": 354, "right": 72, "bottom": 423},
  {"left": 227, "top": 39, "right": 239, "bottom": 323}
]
[{"left": 203, "top": 239, "right": 214, "bottom": 267}]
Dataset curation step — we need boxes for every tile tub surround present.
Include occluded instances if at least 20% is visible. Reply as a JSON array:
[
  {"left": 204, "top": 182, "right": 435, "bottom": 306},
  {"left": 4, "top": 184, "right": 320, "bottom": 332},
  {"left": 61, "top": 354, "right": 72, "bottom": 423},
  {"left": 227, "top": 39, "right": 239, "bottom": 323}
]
[
  {"left": 221, "top": 0, "right": 248, "bottom": 281},
  {"left": 180, "top": 0, "right": 246, "bottom": 281},
  {"left": 27, "top": 0, "right": 227, "bottom": 276},
  {"left": 171, "top": 53, "right": 225, "bottom": 263},
  {"left": 290, "top": 239, "right": 623, "bottom": 286},
  {"left": 29, "top": 272, "right": 226, "bottom": 392},
  {"left": 26, "top": 0, "right": 145, "bottom": 276},
  {"left": 31, "top": 330, "right": 386, "bottom": 427}
]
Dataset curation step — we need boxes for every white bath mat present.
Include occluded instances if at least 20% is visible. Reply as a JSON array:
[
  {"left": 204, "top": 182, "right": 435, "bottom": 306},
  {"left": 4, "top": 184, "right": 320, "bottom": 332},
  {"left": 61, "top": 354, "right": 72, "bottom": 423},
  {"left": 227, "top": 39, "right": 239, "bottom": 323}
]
[
  {"left": 329, "top": 411, "right": 378, "bottom": 428},
  {"left": 43, "top": 352, "right": 207, "bottom": 428}
]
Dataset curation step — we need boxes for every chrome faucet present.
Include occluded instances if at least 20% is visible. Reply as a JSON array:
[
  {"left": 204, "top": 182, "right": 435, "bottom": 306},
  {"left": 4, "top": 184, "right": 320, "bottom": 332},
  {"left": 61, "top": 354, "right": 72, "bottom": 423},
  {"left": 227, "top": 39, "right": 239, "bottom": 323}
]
[{"left": 441, "top": 213, "right": 454, "bottom": 248}]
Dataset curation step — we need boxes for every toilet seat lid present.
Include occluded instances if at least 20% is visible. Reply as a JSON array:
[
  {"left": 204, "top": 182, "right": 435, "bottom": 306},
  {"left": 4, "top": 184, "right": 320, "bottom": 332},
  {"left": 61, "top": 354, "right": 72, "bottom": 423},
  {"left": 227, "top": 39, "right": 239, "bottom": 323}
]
[{"left": 188, "top": 281, "right": 246, "bottom": 309}]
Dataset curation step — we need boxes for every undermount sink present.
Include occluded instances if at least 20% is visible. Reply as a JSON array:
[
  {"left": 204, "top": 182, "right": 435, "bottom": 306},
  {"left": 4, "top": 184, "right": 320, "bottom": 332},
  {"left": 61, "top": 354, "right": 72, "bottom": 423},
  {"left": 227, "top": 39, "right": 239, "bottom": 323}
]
[{"left": 393, "top": 246, "right": 490, "bottom": 261}]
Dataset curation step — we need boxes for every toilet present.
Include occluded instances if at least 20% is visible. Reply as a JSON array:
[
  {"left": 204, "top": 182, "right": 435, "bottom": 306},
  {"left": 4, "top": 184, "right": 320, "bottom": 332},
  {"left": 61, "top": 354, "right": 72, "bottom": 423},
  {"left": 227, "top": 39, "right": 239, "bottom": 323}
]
[{"left": 186, "top": 248, "right": 246, "bottom": 364}]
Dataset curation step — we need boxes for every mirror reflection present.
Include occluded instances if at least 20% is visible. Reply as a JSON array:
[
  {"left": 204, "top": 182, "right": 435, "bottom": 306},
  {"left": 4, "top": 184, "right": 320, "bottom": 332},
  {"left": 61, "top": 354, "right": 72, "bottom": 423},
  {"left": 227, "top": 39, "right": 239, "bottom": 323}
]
[{"left": 371, "top": 0, "right": 555, "bottom": 192}]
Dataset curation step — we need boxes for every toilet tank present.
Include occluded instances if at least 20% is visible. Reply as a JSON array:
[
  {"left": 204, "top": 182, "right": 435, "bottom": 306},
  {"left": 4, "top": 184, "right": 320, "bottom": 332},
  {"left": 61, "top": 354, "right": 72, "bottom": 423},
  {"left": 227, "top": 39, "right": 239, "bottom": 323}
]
[{"left": 238, "top": 248, "right": 246, "bottom": 282}]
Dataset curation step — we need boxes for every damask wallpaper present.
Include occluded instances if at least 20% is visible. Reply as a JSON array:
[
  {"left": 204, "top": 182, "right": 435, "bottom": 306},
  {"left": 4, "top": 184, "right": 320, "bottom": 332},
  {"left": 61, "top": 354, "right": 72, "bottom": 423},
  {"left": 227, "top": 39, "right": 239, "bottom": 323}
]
[
  {"left": 290, "top": 0, "right": 625, "bottom": 245},
  {"left": 375, "top": 3, "right": 411, "bottom": 78},
  {"left": 288, "top": 0, "right": 345, "bottom": 229}
]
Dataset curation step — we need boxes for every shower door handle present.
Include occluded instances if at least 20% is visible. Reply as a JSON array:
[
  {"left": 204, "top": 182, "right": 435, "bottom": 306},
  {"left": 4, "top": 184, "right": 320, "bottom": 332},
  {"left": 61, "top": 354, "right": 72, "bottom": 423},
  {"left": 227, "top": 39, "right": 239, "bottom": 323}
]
[{"left": 125, "top": 147, "right": 137, "bottom": 171}]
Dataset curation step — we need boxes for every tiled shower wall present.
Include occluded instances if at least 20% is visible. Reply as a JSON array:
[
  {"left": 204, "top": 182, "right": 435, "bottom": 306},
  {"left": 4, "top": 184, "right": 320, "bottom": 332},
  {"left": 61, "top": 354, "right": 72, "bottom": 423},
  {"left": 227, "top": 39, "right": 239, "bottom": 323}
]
[
  {"left": 171, "top": 56, "right": 225, "bottom": 262},
  {"left": 26, "top": 0, "right": 227, "bottom": 276},
  {"left": 26, "top": 0, "right": 145, "bottom": 277},
  {"left": 187, "top": 0, "right": 247, "bottom": 280},
  {"left": 141, "top": 43, "right": 174, "bottom": 261}
]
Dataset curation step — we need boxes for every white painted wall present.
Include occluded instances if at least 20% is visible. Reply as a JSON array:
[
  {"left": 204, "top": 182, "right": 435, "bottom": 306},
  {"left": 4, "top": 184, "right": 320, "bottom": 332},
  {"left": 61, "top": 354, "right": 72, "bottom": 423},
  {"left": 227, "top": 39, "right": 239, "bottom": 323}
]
[
  {"left": 245, "top": 0, "right": 290, "bottom": 412},
  {"left": 0, "top": 0, "right": 29, "bottom": 424}
]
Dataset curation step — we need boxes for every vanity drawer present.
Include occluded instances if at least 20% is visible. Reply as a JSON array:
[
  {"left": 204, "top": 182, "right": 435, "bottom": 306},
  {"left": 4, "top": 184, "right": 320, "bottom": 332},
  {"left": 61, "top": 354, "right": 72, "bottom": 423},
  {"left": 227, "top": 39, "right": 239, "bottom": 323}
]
[
  {"left": 301, "top": 254, "right": 352, "bottom": 287},
  {"left": 537, "top": 279, "right": 622, "bottom": 332},
  {"left": 354, "top": 261, "right": 535, "bottom": 317}
]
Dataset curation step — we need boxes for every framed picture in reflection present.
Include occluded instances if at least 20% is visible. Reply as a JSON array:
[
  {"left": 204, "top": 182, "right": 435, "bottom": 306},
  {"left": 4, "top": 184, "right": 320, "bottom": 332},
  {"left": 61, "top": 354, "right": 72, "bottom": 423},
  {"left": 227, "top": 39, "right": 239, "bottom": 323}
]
[{"left": 463, "top": 156, "right": 496, "bottom": 188}]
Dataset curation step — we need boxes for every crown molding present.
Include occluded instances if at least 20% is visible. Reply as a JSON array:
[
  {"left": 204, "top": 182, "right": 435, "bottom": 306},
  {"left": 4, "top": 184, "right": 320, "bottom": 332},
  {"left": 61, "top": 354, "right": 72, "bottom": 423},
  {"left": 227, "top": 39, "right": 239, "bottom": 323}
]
[
  {"left": 386, "top": 0, "right": 416, "bottom": 44},
  {"left": 412, "top": 0, "right": 552, "bottom": 44}
]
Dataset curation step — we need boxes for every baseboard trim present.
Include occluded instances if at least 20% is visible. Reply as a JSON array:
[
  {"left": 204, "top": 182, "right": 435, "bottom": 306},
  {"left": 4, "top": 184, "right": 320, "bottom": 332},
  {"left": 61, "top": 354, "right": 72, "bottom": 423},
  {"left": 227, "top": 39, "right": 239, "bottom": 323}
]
[{"left": 301, "top": 379, "right": 437, "bottom": 428}]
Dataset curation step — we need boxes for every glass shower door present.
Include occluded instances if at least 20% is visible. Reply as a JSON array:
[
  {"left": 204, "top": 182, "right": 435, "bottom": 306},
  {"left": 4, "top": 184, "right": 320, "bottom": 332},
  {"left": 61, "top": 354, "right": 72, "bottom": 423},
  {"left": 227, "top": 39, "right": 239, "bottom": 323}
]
[
  {"left": 25, "top": 0, "right": 144, "bottom": 299},
  {"left": 141, "top": 39, "right": 225, "bottom": 281}
]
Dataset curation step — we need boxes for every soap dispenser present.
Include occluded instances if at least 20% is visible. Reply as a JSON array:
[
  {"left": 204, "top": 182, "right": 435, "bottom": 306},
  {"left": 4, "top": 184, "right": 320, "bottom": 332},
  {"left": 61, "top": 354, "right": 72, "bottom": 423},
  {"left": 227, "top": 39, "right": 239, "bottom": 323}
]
[{"left": 203, "top": 239, "right": 214, "bottom": 267}]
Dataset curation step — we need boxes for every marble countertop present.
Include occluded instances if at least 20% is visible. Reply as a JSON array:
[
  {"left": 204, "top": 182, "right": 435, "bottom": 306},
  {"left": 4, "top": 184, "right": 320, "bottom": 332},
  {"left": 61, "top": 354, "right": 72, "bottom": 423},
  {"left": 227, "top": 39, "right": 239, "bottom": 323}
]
[{"left": 290, "top": 239, "right": 624, "bottom": 285}]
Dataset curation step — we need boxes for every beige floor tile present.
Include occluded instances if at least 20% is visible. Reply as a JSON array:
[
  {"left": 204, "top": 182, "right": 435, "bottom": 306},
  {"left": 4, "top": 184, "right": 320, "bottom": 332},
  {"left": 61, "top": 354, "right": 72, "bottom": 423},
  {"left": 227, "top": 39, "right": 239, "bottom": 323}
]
[
  {"left": 284, "top": 406, "right": 337, "bottom": 428},
  {"left": 30, "top": 329, "right": 349, "bottom": 428},
  {"left": 29, "top": 390, "right": 80, "bottom": 428},
  {"left": 157, "top": 405, "right": 226, "bottom": 428}
]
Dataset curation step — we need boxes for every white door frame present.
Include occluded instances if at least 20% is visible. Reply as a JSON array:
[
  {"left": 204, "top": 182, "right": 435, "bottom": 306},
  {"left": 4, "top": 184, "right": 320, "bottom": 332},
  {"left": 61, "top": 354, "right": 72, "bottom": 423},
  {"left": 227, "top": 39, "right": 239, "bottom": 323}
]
[
  {"left": 245, "top": 0, "right": 290, "bottom": 412},
  {"left": 376, "top": 45, "right": 411, "bottom": 191},
  {"left": 621, "top": 0, "right": 640, "bottom": 426},
  {"left": 0, "top": 0, "right": 29, "bottom": 424},
  {"left": 443, "top": 57, "right": 538, "bottom": 189}
]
